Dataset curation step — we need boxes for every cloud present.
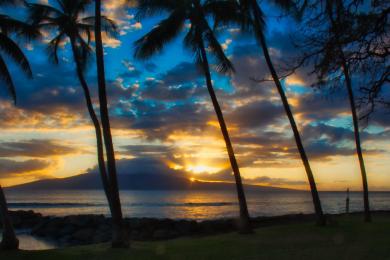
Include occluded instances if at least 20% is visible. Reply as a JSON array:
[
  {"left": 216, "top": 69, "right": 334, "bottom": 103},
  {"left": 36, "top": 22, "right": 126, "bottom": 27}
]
[
  {"left": 0, "top": 159, "right": 50, "bottom": 178},
  {"left": 0, "top": 139, "right": 81, "bottom": 158},
  {"left": 246, "top": 176, "right": 307, "bottom": 186},
  {"left": 88, "top": 157, "right": 176, "bottom": 176},
  {"left": 227, "top": 100, "right": 285, "bottom": 129}
]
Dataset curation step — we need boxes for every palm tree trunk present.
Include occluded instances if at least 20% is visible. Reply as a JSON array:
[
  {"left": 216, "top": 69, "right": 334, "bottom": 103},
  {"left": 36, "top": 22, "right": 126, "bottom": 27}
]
[
  {"left": 199, "top": 40, "right": 252, "bottom": 234},
  {"left": 94, "top": 0, "right": 129, "bottom": 248},
  {"left": 69, "top": 37, "right": 113, "bottom": 214},
  {"left": 341, "top": 60, "right": 371, "bottom": 222},
  {"left": 251, "top": 2, "right": 326, "bottom": 226},
  {"left": 0, "top": 185, "right": 18, "bottom": 250}
]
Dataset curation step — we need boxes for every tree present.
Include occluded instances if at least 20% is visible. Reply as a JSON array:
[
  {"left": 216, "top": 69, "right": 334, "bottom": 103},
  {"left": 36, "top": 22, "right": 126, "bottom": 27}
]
[
  {"left": 211, "top": 0, "right": 326, "bottom": 225},
  {"left": 134, "top": 0, "right": 253, "bottom": 233},
  {"left": 324, "top": 0, "right": 371, "bottom": 223},
  {"left": 295, "top": 0, "right": 377, "bottom": 222},
  {"left": 94, "top": 0, "right": 129, "bottom": 247},
  {"left": 27, "top": 0, "right": 119, "bottom": 218},
  {"left": 0, "top": 186, "right": 18, "bottom": 250},
  {"left": 0, "top": 1, "right": 38, "bottom": 249}
]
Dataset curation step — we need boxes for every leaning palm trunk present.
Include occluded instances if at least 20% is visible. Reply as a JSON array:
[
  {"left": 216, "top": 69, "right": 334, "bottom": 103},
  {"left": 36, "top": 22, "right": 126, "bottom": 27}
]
[
  {"left": 94, "top": 0, "right": 129, "bottom": 248},
  {"left": 69, "top": 37, "right": 113, "bottom": 214},
  {"left": 250, "top": 2, "right": 326, "bottom": 226},
  {"left": 342, "top": 60, "right": 371, "bottom": 222},
  {"left": 0, "top": 186, "right": 18, "bottom": 250},
  {"left": 199, "top": 41, "right": 252, "bottom": 233}
]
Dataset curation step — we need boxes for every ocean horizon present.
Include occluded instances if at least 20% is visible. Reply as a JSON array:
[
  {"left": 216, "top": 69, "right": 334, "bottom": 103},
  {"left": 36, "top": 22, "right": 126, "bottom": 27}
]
[{"left": 5, "top": 190, "right": 390, "bottom": 220}]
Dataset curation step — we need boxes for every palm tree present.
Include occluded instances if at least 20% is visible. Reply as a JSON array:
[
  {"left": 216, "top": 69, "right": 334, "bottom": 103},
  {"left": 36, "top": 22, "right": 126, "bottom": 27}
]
[
  {"left": 324, "top": 0, "right": 371, "bottom": 222},
  {"left": 211, "top": 0, "right": 326, "bottom": 225},
  {"left": 0, "top": 186, "right": 18, "bottom": 250},
  {"left": 27, "top": 0, "right": 117, "bottom": 217},
  {"left": 0, "top": 2, "right": 38, "bottom": 249},
  {"left": 28, "top": 0, "right": 128, "bottom": 246},
  {"left": 94, "top": 0, "right": 129, "bottom": 247},
  {"left": 134, "top": 0, "right": 252, "bottom": 233}
]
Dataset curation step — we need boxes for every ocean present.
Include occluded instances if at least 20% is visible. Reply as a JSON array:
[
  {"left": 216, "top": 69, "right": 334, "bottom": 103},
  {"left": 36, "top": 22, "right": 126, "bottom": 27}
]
[{"left": 5, "top": 189, "right": 390, "bottom": 220}]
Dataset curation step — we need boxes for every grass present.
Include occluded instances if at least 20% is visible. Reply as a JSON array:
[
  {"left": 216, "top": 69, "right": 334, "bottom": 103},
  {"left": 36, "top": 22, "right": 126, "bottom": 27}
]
[{"left": 1, "top": 214, "right": 390, "bottom": 260}]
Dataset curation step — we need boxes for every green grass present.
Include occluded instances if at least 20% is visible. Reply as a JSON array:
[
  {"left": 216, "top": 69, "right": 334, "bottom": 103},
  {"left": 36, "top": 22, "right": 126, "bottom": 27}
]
[{"left": 2, "top": 214, "right": 390, "bottom": 260}]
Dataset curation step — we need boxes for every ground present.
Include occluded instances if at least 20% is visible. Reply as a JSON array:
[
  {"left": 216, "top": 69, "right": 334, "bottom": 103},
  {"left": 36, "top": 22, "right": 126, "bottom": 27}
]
[{"left": 1, "top": 214, "right": 389, "bottom": 259}]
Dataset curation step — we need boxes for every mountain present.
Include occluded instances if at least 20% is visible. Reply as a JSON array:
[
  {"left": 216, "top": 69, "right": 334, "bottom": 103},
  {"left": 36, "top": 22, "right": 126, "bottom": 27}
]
[{"left": 7, "top": 172, "right": 293, "bottom": 192}]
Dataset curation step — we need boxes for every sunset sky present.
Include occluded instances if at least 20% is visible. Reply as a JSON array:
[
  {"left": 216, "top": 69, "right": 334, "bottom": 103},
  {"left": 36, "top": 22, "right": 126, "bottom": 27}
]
[{"left": 0, "top": 0, "right": 388, "bottom": 191}]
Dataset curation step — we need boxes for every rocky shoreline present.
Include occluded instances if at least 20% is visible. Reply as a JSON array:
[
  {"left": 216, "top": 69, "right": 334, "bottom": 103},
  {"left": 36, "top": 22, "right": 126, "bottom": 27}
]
[{"left": 2, "top": 210, "right": 390, "bottom": 247}]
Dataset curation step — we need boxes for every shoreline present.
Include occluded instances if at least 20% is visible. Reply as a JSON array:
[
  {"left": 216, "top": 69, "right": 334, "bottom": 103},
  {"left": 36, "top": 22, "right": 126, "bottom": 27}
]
[{"left": 2, "top": 210, "right": 390, "bottom": 247}]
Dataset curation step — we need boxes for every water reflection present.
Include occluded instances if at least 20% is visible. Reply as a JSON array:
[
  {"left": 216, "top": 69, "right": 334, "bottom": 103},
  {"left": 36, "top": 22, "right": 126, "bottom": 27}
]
[{"left": 4, "top": 190, "right": 390, "bottom": 220}]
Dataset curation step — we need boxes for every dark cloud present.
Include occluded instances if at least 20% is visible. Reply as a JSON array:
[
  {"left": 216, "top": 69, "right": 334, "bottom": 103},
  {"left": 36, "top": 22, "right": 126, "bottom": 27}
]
[
  {"left": 159, "top": 62, "right": 202, "bottom": 86},
  {"left": 88, "top": 157, "right": 176, "bottom": 176},
  {"left": 120, "top": 144, "right": 172, "bottom": 158},
  {"left": 141, "top": 78, "right": 207, "bottom": 101},
  {"left": 0, "top": 139, "right": 80, "bottom": 158},
  {"left": 247, "top": 176, "right": 307, "bottom": 186},
  {"left": 228, "top": 100, "right": 285, "bottom": 129},
  {"left": 297, "top": 91, "right": 350, "bottom": 121},
  {"left": 0, "top": 159, "right": 50, "bottom": 177}
]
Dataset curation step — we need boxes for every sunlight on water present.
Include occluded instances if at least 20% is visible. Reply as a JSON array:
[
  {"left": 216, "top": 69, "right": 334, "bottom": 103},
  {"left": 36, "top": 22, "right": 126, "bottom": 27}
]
[{"left": 4, "top": 190, "right": 390, "bottom": 220}]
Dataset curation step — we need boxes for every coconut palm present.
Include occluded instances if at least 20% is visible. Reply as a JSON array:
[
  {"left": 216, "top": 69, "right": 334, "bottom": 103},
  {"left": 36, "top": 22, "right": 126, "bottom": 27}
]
[
  {"left": 0, "top": 1, "right": 38, "bottom": 249},
  {"left": 0, "top": 186, "right": 18, "bottom": 250},
  {"left": 94, "top": 0, "right": 129, "bottom": 247},
  {"left": 27, "top": 0, "right": 128, "bottom": 246},
  {"left": 134, "top": 0, "right": 253, "bottom": 233},
  {"left": 209, "top": 0, "right": 326, "bottom": 225},
  {"left": 27, "top": 0, "right": 116, "bottom": 214}
]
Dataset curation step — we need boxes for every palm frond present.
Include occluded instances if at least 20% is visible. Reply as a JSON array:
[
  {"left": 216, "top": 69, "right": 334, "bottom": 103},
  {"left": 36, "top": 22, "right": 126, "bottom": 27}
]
[
  {"left": 0, "top": 54, "right": 16, "bottom": 103},
  {"left": 271, "top": 0, "right": 296, "bottom": 11},
  {"left": 204, "top": 0, "right": 245, "bottom": 29},
  {"left": 0, "top": 14, "right": 40, "bottom": 40},
  {"left": 203, "top": 26, "right": 235, "bottom": 74},
  {"left": 0, "top": 0, "right": 23, "bottom": 6},
  {"left": 134, "top": 10, "right": 186, "bottom": 59},
  {"left": 74, "top": 32, "right": 93, "bottom": 72},
  {"left": 26, "top": 3, "right": 63, "bottom": 25},
  {"left": 0, "top": 33, "right": 32, "bottom": 78},
  {"left": 82, "top": 16, "right": 119, "bottom": 39},
  {"left": 136, "top": 0, "right": 182, "bottom": 19},
  {"left": 46, "top": 31, "right": 67, "bottom": 64}
]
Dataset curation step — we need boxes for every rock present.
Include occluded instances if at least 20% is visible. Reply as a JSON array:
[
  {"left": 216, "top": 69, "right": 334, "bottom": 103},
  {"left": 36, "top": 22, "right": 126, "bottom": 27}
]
[
  {"left": 174, "top": 220, "right": 198, "bottom": 235},
  {"left": 59, "top": 225, "right": 76, "bottom": 236},
  {"left": 72, "top": 228, "right": 96, "bottom": 243}
]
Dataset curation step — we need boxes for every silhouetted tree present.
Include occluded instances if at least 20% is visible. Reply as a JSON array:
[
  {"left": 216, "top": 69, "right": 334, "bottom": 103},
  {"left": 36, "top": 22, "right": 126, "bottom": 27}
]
[
  {"left": 211, "top": 0, "right": 326, "bottom": 225},
  {"left": 0, "top": 186, "right": 18, "bottom": 250},
  {"left": 294, "top": 0, "right": 385, "bottom": 222},
  {"left": 94, "top": 0, "right": 129, "bottom": 247},
  {"left": 134, "top": 0, "right": 253, "bottom": 233},
  {"left": 0, "top": 0, "right": 38, "bottom": 249},
  {"left": 27, "top": 0, "right": 118, "bottom": 216}
]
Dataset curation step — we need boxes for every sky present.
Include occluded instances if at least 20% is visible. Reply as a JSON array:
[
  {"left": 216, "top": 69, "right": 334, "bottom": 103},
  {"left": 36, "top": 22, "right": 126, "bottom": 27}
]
[{"left": 0, "top": 0, "right": 388, "bottom": 191}]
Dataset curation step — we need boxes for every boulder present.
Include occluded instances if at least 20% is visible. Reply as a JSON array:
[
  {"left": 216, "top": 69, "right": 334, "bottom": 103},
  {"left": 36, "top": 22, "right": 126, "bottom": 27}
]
[{"left": 72, "top": 228, "right": 95, "bottom": 243}]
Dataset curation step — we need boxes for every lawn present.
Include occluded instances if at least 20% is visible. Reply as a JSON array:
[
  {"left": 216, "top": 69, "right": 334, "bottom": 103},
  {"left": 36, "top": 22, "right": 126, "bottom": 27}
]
[{"left": 1, "top": 214, "right": 390, "bottom": 260}]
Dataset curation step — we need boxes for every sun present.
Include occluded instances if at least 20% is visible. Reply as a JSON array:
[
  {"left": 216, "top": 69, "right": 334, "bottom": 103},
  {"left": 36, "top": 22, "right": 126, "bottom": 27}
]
[
  {"left": 190, "top": 177, "right": 196, "bottom": 182},
  {"left": 186, "top": 165, "right": 221, "bottom": 174}
]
